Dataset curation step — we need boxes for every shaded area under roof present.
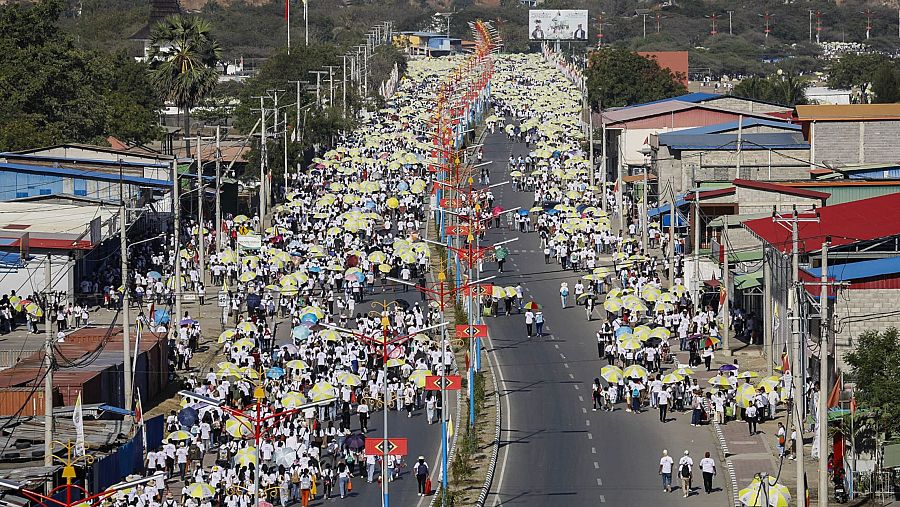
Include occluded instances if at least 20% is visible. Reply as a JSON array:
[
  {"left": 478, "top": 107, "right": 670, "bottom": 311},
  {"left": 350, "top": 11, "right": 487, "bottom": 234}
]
[
  {"left": 804, "top": 256, "right": 900, "bottom": 281},
  {"left": 657, "top": 132, "right": 808, "bottom": 151}
]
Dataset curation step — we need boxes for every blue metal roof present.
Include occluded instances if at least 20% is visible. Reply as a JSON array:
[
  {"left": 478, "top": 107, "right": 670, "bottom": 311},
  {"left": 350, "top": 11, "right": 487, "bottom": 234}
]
[
  {"left": 2, "top": 153, "right": 170, "bottom": 169},
  {"left": 670, "top": 118, "right": 801, "bottom": 136},
  {"left": 648, "top": 198, "right": 688, "bottom": 218},
  {"left": 0, "top": 162, "right": 172, "bottom": 189},
  {"left": 0, "top": 252, "right": 22, "bottom": 267},
  {"left": 658, "top": 132, "right": 809, "bottom": 151},
  {"left": 804, "top": 256, "right": 900, "bottom": 281},
  {"left": 619, "top": 92, "right": 720, "bottom": 110}
]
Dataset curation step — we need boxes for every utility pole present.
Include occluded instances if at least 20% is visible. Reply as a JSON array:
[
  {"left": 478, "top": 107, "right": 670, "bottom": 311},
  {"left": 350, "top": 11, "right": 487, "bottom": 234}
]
[
  {"left": 326, "top": 65, "right": 337, "bottom": 107},
  {"left": 722, "top": 215, "right": 730, "bottom": 355},
  {"left": 642, "top": 13, "right": 648, "bottom": 38},
  {"left": 257, "top": 96, "right": 268, "bottom": 230},
  {"left": 304, "top": 0, "right": 308, "bottom": 46},
  {"left": 44, "top": 254, "right": 53, "bottom": 467},
  {"left": 195, "top": 137, "right": 205, "bottom": 314},
  {"left": 342, "top": 55, "right": 348, "bottom": 116},
  {"left": 215, "top": 126, "right": 222, "bottom": 256},
  {"left": 668, "top": 186, "right": 675, "bottom": 284},
  {"left": 773, "top": 206, "right": 819, "bottom": 507},
  {"left": 736, "top": 115, "right": 743, "bottom": 180},
  {"left": 173, "top": 159, "right": 183, "bottom": 330},
  {"left": 727, "top": 10, "right": 734, "bottom": 35},
  {"left": 692, "top": 188, "right": 701, "bottom": 308},
  {"left": 818, "top": 238, "right": 830, "bottom": 507},
  {"left": 120, "top": 185, "right": 132, "bottom": 411},
  {"left": 641, "top": 166, "right": 649, "bottom": 253}
]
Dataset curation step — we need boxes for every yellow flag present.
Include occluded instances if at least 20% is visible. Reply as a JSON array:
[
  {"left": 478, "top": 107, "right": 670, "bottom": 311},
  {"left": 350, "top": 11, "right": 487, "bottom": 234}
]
[{"left": 447, "top": 413, "right": 454, "bottom": 439}]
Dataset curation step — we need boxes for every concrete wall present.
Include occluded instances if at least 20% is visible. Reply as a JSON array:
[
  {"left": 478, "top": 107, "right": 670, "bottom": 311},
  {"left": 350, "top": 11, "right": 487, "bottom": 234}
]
[
  {"left": 832, "top": 288, "right": 900, "bottom": 371},
  {"left": 656, "top": 147, "right": 811, "bottom": 195},
  {"left": 0, "top": 254, "right": 74, "bottom": 300},
  {"left": 705, "top": 187, "right": 822, "bottom": 215},
  {"left": 703, "top": 97, "right": 793, "bottom": 115},
  {"left": 813, "top": 120, "right": 900, "bottom": 166}
]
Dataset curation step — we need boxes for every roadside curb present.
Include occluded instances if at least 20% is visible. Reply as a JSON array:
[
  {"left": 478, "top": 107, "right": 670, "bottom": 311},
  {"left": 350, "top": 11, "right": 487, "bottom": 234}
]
[
  {"left": 475, "top": 338, "right": 502, "bottom": 507},
  {"left": 706, "top": 399, "right": 740, "bottom": 506}
]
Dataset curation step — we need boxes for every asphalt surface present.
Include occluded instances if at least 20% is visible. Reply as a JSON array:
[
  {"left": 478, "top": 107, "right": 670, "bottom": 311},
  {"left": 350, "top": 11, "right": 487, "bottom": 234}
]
[
  {"left": 477, "top": 129, "right": 730, "bottom": 506},
  {"left": 270, "top": 270, "right": 456, "bottom": 507}
]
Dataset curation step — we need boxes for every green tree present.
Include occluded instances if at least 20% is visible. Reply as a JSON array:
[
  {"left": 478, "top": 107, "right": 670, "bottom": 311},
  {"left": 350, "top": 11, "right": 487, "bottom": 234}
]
[
  {"left": 149, "top": 14, "right": 223, "bottom": 157},
  {"left": 845, "top": 328, "right": 900, "bottom": 434},
  {"left": 871, "top": 64, "right": 900, "bottom": 104},
  {"left": 0, "top": 0, "right": 160, "bottom": 151},
  {"left": 732, "top": 71, "right": 807, "bottom": 107},
  {"left": 827, "top": 53, "right": 893, "bottom": 90},
  {"left": 586, "top": 47, "right": 686, "bottom": 109}
]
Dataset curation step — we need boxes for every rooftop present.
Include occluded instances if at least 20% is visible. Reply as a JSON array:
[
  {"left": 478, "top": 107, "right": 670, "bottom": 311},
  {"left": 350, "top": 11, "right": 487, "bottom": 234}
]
[
  {"left": 804, "top": 256, "right": 900, "bottom": 282},
  {"left": 657, "top": 132, "right": 808, "bottom": 151},
  {"left": 794, "top": 104, "right": 900, "bottom": 121},
  {"left": 742, "top": 193, "right": 900, "bottom": 254},
  {"left": 600, "top": 100, "right": 778, "bottom": 126},
  {"left": 732, "top": 179, "right": 830, "bottom": 200},
  {"left": 0, "top": 201, "right": 117, "bottom": 250}
]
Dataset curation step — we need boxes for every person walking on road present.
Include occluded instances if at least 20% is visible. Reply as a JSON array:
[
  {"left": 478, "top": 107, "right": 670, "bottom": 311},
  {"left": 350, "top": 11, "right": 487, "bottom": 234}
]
[
  {"left": 415, "top": 456, "right": 429, "bottom": 496},
  {"left": 525, "top": 309, "right": 534, "bottom": 337},
  {"left": 678, "top": 450, "right": 694, "bottom": 497},
  {"left": 746, "top": 403, "right": 758, "bottom": 435},
  {"left": 657, "top": 385, "right": 670, "bottom": 423},
  {"left": 559, "top": 282, "right": 569, "bottom": 308},
  {"left": 659, "top": 449, "right": 674, "bottom": 493},
  {"left": 699, "top": 451, "right": 716, "bottom": 494},
  {"left": 535, "top": 311, "right": 544, "bottom": 336}
]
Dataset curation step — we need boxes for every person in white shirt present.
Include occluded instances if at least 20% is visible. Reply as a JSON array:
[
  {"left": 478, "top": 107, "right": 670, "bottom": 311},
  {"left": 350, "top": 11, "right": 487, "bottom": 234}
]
[
  {"left": 657, "top": 387, "right": 670, "bottom": 423},
  {"left": 678, "top": 450, "right": 694, "bottom": 497},
  {"left": 658, "top": 449, "right": 674, "bottom": 492},
  {"left": 699, "top": 451, "right": 716, "bottom": 494}
]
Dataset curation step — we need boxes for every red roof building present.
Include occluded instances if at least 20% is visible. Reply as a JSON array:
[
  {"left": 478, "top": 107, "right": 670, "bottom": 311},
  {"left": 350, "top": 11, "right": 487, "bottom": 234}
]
[{"left": 742, "top": 193, "right": 900, "bottom": 255}]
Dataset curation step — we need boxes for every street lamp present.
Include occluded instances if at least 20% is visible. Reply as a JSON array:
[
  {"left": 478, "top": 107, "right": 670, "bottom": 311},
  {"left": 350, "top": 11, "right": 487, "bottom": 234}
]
[
  {"left": 319, "top": 321, "right": 447, "bottom": 507},
  {"left": 178, "top": 389, "right": 336, "bottom": 507},
  {"left": 386, "top": 272, "right": 495, "bottom": 502},
  {"left": 0, "top": 442, "right": 166, "bottom": 507}
]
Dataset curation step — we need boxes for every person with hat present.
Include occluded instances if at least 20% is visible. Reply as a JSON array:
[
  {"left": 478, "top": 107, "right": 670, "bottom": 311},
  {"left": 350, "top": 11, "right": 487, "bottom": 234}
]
[
  {"left": 658, "top": 449, "right": 674, "bottom": 493},
  {"left": 678, "top": 450, "right": 694, "bottom": 497},
  {"left": 414, "top": 456, "right": 429, "bottom": 496}
]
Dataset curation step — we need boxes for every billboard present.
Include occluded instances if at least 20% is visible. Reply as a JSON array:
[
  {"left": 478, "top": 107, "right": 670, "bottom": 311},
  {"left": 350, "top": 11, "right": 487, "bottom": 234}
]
[{"left": 529, "top": 10, "right": 588, "bottom": 41}]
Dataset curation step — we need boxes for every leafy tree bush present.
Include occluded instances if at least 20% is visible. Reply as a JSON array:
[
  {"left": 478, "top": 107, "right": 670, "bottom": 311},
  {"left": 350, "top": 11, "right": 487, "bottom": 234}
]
[{"left": 586, "top": 47, "right": 686, "bottom": 108}]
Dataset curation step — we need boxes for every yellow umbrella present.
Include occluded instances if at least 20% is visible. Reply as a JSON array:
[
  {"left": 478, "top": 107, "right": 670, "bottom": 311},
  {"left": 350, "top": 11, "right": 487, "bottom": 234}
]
[
  {"left": 661, "top": 373, "right": 684, "bottom": 384},
  {"left": 603, "top": 298, "right": 623, "bottom": 313},
  {"left": 236, "top": 321, "right": 258, "bottom": 334},
  {"left": 225, "top": 418, "right": 251, "bottom": 438},
  {"left": 286, "top": 359, "right": 308, "bottom": 370},
  {"left": 735, "top": 383, "right": 760, "bottom": 408},
  {"left": 756, "top": 377, "right": 781, "bottom": 393},
  {"left": 232, "top": 337, "right": 255, "bottom": 350},
  {"left": 301, "top": 306, "right": 325, "bottom": 319},
  {"left": 708, "top": 375, "right": 733, "bottom": 388},
  {"left": 238, "top": 271, "right": 257, "bottom": 282},
  {"left": 282, "top": 391, "right": 308, "bottom": 409},
  {"left": 335, "top": 371, "right": 362, "bottom": 386},
  {"left": 386, "top": 197, "right": 400, "bottom": 209},
  {"left": 674, "top": 366, "right": 695, "bottom": 376},
  {"left": 218, "top": 364, "right": 244, "bottom": 378},
  {"left": 739, "top": 476, "right": 791, "bottom": 507},
  {"left": 633, "top": 325, "right": 652, "bottom": 341},
  {"left": 186, "top": 482, "right": 216, "bottom": 499},
  {"left": 320, "top": 329, "right": 343, "bottom": 342},
  {"left": 386, "top": 358, "right": 406, "bottom": 368},
  {"left": 368, "top": 251, "right": 388, "bottom": 263},
  {"left": 600, "top": 365, "right": 623, "bottom": 383},
  {"left": 309, "top": 382, "right": 337, "bottom": 402},
  {"left": 378, "top": 263, "right": 392, "bottom": 273},
  {"left": 218, "top": 329, "right": 238, "bottom": 343},
  {"left": 25, "top": 303, "right": 43, "bottom": 318},
  {"left": 650, "top": 327, "right": 672, "bottom": 340},
  {"left": 738, "top": 370, "right": 759, "bottom": 379},
  {"left": 408, "top": 369, "right": 432, "bottom": 388},
  {"left": 235, "top": 447, "right": 257, "bottom": 466},
  {"left": 166, "top": 430, "right": 193, "bottom": 442},
  {"left": 233, "top": 215, "right": 250, "bottom": 224},
  {"left": 623, "top": 364, "right": 648, "bottom": 378},
  {"left": 640, "top": 286, "right": 662, "bottom": 302}
]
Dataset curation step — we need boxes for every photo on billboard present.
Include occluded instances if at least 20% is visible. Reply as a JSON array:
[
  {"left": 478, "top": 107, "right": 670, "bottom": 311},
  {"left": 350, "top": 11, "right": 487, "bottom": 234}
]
[{"left": 529, "top": 10, "right": 588, "bottom": 41}]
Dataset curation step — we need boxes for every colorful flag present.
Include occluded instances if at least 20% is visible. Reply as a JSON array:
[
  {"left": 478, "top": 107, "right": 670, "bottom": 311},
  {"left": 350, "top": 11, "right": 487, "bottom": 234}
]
[
  {"left": 73, "top": 392, "right": 86, "bottom": 457},
  {"left": 826, "top": 371, "right": 842, "bottom": 409},
  {"left": 447, "top": 413, "right": 454, "bottom": 439},
  {"left": 134, "top": 389, "right": 143, "bottom": 426}
]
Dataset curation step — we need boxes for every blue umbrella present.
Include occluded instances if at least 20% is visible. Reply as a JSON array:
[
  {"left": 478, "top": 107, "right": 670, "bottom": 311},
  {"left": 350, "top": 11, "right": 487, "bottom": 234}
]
[
  {"left": 545, "top": 208, "right": 560, "bottom": 216},
  {"left": 300, "top": 313, "right": 319, "bottom": 324},
  {"left": 155, "top": 309, "right": 170, "bottom": 325},
  {"left": 147, "top": 271, "right": 162, "bottom": 280},
  {"left": 292, "top": 326, "right": 311, "bottom": 341},
  {"left": 397, "top": 181, "right": 409, "bottom": 191},
  {"left": 720, "top": 364, "right": 738, "bottom": 372},
  {"left": 266, "top": 367, "right": 286, "bottom": 379},
  {"left": 177, "top": 407, "right": 199, "bottom": 428},
  {"left": 308, "top": 266, "right": 322, "bottom": 273},
  {"left": 615, "top": 326, "right": 633, "bottom": 337},
  {"left": 517, "top": 209, "right": 529, "bottom": 216},
  {"left": 364, "top": 200, "right": 376, "bottom": 209}
]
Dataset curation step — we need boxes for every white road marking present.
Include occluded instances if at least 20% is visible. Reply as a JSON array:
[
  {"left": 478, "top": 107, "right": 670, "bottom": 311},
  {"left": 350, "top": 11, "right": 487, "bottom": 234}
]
[
  {"left": 585, "top": 419, "right": 591, "bottom": 426},
  {"left": 563, "top": 363, "right": 570, "bottom": 369},
  {"left": 581, "top": 407, "right": 587, "bottom": 414},
  {"left": 596, "top": 478, "right": 603, "bottom": 486},
  {"left": 485, "top": 324, "right": 512, "bottom": 507},
  {"left": 591, "top": 447, "right": 596, "bottom": 454},
  {"left": 559, "top": 353, "right": 567, "bottom": 359},
  {"left": 553, "top": 344, "right": 559, "bottom": 349},
  {"left": 568, "top": 373, "right": 574, "bottom": 379},
  {"left": 578, "top": 395, "right": 584, "bottom": 402},
  {"left": 593, "top": 462, "right": 599, "bottom": 469},
  {"left": 599, "top": 494, "right": 606, "bottom": 502},
  {"left": 587, "top": 433, "right": 593, "bottom": 440},
  {"left": 573, "top": 384, "right": 579, "bottom": 390}
]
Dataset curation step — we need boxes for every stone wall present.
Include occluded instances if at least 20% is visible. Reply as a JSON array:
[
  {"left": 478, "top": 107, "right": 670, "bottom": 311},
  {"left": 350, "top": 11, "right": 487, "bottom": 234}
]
[
  {"left": 832, "top": 288, "right": 900, "bottom": 370},
  {"left": 813, "top": 120, "right": 900, "bottom": 166}
]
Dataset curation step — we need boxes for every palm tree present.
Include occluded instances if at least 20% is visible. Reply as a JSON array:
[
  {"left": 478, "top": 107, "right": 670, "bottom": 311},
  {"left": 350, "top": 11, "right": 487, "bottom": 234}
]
[{"left": 148, "top": 15, "right": 222, "bottom": 157}]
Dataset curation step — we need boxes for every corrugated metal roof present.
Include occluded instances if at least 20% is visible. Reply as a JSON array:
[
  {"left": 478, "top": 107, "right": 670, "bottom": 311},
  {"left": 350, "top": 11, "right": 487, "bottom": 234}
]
[
  {"left": 804, "top": 256, "right": 900, "bottom": 281},
  {"left": 795, "top": 104, "right": 900, "bottom": 121},
  {"left": 602, "top": 100, "right": 781, "bottom": 125},
  {"left": 732, "top": 179, "right": 830, "bottom": 200},
  {"left": 666, "top": 118, "right": 800, "bottom": 135},
  {"left": 743, "top": 193, "right": 900, "bottom": 254},
  {"left": 0, "top": 162, "right": 171, "bottom": 188},
  {"left": 658, "top": 132, "right": 808, "bottom": 151},
  {"left": 616, "top": 92, "right": 716, "bottom": 110}
]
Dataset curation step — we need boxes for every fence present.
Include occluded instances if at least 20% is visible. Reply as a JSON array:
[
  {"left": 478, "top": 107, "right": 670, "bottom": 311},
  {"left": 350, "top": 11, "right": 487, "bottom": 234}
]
[{"left": 89, "top": 415, "right": 164, "bottom": 491}]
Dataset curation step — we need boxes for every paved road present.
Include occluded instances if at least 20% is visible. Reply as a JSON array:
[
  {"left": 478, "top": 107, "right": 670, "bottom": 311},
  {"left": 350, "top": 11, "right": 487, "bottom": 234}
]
[
  {"left": 270, "top": 275, "right": 455, "bottom": 506},
  {"left": 477, "top": 130, "right": 730, "bottom": 506}
]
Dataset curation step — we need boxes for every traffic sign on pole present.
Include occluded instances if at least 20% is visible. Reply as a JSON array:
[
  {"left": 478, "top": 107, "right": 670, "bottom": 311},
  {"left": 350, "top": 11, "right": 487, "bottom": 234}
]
[
  {"left": 425, "top": 375, "right": 461, "bottom": 391},
  {"left": 445, "top": 225, "right": 470, "bottom": 236},
  {"left": 461, "top": 284, "right": 492, "bottom": 297},
  {"left": 364, "top": 438, "right": 408, "bottom": 456},
  {"left": 455, "top": 324, "right": 488, "bottom": 339}
]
